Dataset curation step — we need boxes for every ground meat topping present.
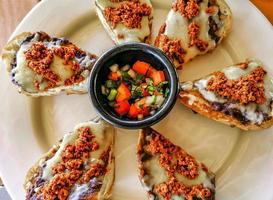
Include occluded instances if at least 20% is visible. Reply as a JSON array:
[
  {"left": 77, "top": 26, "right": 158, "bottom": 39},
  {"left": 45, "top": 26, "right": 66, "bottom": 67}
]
[
  {"left": 53, "top": 45, "right": 86, "bottom": 86},
  {"left": 188, "top": 22, "right": 209, "bottom": 51},
  {"left": 146, "top": 131, "right": 199, "bottom": 180},
  {"left": 81, "top": 146, "right": 111, "bottom": 183},
  {"left": 24, "top": 42, "right": 87, "bottom": 90},
  {"left": 155, "top": 179, "right": 211, "bottom": 200},
  {"left": 238, "top": 62, "right": 249, "bottom": 69},
  {"left": 53, "top": 45, "right": 80, "bottom": 71},
  {"left": 159, "top": 35, "right": 186, "bottom": 68},
  {"left": 141, "top": 129, "right": 213, "bottom": 200},
  {"left": 206, "top": 6, "right": 218, "bottom": 14},
  {"left": 172, "top": 0, "right": 200, "bottom": 19},
  {"left": 37, "top": 127, "right": 111, "bottom": 200},
  {"left": 207, "top": 67, "right": 267, "bottom": 105},
  {"left": 25, "top": 42, "right": 59, "bottom": 87},
  {"left": 104, "top": 1, "right": 151, "bottom": 29}
]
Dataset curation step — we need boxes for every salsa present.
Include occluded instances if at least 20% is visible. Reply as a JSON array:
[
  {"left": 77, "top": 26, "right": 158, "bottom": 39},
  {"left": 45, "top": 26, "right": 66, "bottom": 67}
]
[{"left": 101, "top": 61, "right": 170, "bottom": 120}]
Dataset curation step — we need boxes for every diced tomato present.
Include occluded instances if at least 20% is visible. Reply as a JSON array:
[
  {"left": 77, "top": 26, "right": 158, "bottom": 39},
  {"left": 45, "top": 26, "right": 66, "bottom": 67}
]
[
  {"left": 142, "top": 105, "right": 150, "bottom": 117},
  {"left": 140, "top": 83, "right": 149, "bottom": 97},
  {"left": 108, "top": 72, "right": 120, "bottom": 81},
  {"left": 147, "top": 66, "right": 156, "bottom": 78},
  {"left": 136, "top": 98, "right": 146, "bottom": 106},
  {"left": 151, "top": 71, "right": 165, "bottom": 85},
  {"left": 129, "top": 102, "right": 150, "bottom": 119},
  {"left": 116, "top": 83, "right": 131, "bottom": 102},
  {"left": 128, "top": 104, "right": 140, "bottom": 118},
  {"left": 132, "top": 61, "right": 150, "bottom": 75},
  {"left": 114, "top": 101, "right": 130, "bottom": 116},
  {"left": 154, "top": 90, "right": 163, "bottom": 96},
  {"left": 142, "top": 89, "right": 149, "bottom": 97}
]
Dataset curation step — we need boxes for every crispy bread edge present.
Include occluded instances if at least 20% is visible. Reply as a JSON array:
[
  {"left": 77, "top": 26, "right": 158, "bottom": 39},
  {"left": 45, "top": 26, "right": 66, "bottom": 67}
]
[{"left": 179, "top": 90, "right": 273, "bottom": 131}]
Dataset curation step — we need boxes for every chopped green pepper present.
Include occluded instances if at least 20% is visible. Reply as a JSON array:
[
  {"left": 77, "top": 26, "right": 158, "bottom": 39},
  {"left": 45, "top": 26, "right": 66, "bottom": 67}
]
[
  {"left": 107, "top": 89, "right": 118, "bottom": 101},
  {"left": 151, "top": 95, "right": 157, "bottom": 105},
  {"left": 147, "top": 85, "right": 155, "bottom": 95}
]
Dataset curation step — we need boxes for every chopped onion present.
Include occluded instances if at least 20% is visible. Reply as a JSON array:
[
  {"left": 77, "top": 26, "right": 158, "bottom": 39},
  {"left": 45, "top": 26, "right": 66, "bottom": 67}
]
[
  {"left": 145, "top": 78, "right": 152, "bottom": 83},
  {"left": 145, "top": 96, "right": 155, "bottom": 106},
  {"left": 155, "top": 96, "right": 165, "bottom": 107},
  {"left": 121, "top": 64, "right": 130, "bottom": 71},
  {"left": 138, "top": 114, "right": 144, "bottom": 120},
  {"left": 101, "top": 85, "right": 107, "bottom": 95},
  {"left": 128, "top": 69, "right": 136, "bottom": 79},
  {"left": 117, "top": 70, "right": 122, "bottom": 77},
  {"left": 110, "top": 64, "right": 119, "bottom": 72},
  {"left": 150, "top": 110, "right": 156, "bottom": 115}
]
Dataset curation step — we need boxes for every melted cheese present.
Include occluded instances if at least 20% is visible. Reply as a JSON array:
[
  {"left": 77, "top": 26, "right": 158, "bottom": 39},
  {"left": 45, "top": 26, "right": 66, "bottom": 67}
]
[
  {"left": 143, "top": 155, "right": 168, "bottom": 189},
  {"left": 175, "top": 170, "right": 213, "bottom": 188},
  {"left": 171, "top": 195, "right": 185, "bottom": 200},
  {"left": 95, "top": 0, "right": 152, "bottom": 44},
  {"left": 12, "top": 43, "right": 41, "bottom": 93},
  {"left": 192, "top": 59, "right": 273, "bottom": 124},
  {"left": 163, "top": 0, "right": 217, "bottom": 62},
  {"left": 50, "top": 57, "right": 74, "bottom": 84},
  {"left": 195, "top": 78, "right": 226, "bottom": 103},
  {"left": 41, "top": 120, "right": 114, "bottom": 180},
  {"left": 68, "top": 183, "right": 89, "bottom": 200},
  {"left": 187, "top": 94, "right": 197, "bottom": 106}
]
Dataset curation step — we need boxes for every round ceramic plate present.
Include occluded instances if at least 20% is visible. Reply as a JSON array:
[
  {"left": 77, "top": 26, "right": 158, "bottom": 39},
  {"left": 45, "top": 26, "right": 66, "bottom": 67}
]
[{"left": 1, "top": 0, "right": 273, "bottom": 199}]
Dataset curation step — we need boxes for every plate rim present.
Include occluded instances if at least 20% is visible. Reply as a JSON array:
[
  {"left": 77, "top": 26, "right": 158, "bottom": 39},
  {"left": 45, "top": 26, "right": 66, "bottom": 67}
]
[{"left": 1, "top": 0, "right": 273, "bottom": 199}]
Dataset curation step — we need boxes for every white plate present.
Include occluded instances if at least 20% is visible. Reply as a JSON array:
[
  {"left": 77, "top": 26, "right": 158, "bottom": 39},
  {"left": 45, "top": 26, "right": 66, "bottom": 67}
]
[{"left": 1, "top": 0, "right": 273, "bottom": 199}]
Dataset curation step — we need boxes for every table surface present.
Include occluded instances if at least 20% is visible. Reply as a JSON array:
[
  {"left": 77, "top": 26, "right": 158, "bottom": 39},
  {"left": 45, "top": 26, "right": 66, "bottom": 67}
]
[{"left": 0, "top": 0, "right": 272, "bottom": 198}]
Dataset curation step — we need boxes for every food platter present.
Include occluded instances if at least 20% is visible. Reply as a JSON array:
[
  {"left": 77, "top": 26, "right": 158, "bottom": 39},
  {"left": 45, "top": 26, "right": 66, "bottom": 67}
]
[{"left": 0, "top": 0, "right": 273, "bottom": 199}]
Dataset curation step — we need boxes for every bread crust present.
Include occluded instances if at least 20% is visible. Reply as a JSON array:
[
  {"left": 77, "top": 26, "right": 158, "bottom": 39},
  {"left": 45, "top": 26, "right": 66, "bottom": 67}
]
[
  {"left": 1, "top": 32, "right": 96, "bottom": 97},
  {"left": 215, "top": 0, "right": 232, "bottom": 42},
  {"left": 179, "top": 89, "right": 273, "bottom": 131},
  {"left": 24, "top": 120, "right": 115, "bottom": 200}
]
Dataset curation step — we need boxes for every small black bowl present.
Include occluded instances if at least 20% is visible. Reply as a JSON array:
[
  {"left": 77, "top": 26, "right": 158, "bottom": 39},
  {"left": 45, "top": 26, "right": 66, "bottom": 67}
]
[{"left": 88, "top": 43, "right": 179, "bottom": 129}]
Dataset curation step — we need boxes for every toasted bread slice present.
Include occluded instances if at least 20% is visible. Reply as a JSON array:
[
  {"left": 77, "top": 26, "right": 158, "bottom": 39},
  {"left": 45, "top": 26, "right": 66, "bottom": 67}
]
[
  {"left": 24, "top": 118, "right": 115, "bottom": 200},
  {"left": 179, "top": 59, "right": 273, "bottom": 130},
  {"left": 95, "top": 0, "right": 153, "bottom": 44},
  {"left": 1, "top": 32, "right": 97, "bottom": 96},
  {"left": 155, "top": 0, "right": 232, "bottom": 69},
  {"left": 137, "top": 127, "right": 215, "bottom": 200}
]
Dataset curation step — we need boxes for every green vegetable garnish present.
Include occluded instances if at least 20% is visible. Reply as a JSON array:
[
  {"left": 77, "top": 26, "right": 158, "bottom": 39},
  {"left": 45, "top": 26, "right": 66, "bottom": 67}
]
[
  {"left": 147, "top": 85, "right": 155, "bottom": 95},
  {"left": 164, "top": 87, "right": 170, "bottom": 97},
  {"left": 131, "top": 87, "right": 142, "bottom": 99},
  {"left": 135, "top": 74, "right": 144, "bottom": 84},
  {"left": 121, "top": 71, "right": 132, "bottom": 82},
  {"left": 157, "top": 81, "right": 169, "bottom": 88},
  {"left": 105, "top": 80, "right": 118, "bottom": 88}
]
